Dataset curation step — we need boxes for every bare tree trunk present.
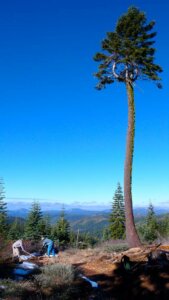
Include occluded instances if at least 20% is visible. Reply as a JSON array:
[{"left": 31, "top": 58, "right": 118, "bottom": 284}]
[{"left": 124, "top": 81, "right": 141, "bottom": 248}]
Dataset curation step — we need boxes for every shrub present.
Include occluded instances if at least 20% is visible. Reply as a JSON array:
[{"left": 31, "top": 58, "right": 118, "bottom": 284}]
[
  {"left": 96, "top": 240, "right": 129, "bottom": 253},
  {"left": 34, "top": 263, "right": 76, "bottom": 288},
  {"left": 0, "top": 279, "right": 33, "bottom": 298},
  {"left": 105, "top": 243, "right": 129, "bottom": 253}
]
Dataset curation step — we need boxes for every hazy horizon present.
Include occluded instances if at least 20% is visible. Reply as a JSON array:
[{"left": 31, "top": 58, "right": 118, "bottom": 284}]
[{"left": 6, "top": 198, "right": 169, "bottom": 211}]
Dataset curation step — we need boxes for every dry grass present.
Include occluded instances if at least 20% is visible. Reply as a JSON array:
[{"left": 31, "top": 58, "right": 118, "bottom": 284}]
[
  {"left": 34, "top": 263, "right": 77, "bottom": 288},
  {"left": 33, "top": 263, "right": 81, "bottom": 300},
  {"left": 0, "top": 241, "right": 169, "bottom": 299},
  {"left": 0, "top": 279, "right": 34, "bottom": 298}
]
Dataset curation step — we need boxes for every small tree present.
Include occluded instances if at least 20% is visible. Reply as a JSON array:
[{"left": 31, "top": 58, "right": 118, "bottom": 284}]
[
  {"left": 8, "top": 218, "right": 24, "bottom": 240},
  {"left": 109, "top": 183, "right": 125, "bottom": 239},
  {"left": 0, "top": 179, "right": 8, "bottom": 238},
  {"left": 25, "top": 201, "right": 43, "bottom": 240},
  {"left": 158, "top": 214, "right": 169, "bottom": 238},
  {"left": 39, "top": 215, "right": 52, "bottom": 237},
  {"left": 102, "top": 227, "right": 112, "bottom": 241},
  {"left": 52, "top": 209, "right": 70, "bottom": 246},
  {"left": 143, "top": 203, "right": 158, "bottom": 242}
]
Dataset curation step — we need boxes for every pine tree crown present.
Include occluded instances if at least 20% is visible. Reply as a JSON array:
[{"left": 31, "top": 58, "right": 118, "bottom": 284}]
[{"left": 94, "top": 6, "right": 162, "bottom": 90}]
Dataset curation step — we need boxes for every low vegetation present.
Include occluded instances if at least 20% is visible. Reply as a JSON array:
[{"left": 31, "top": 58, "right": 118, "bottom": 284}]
[
  {"left": 34, "top": 263, "right": 77, "bottom": 288},
  {"left": 0, "top": 279, "right": 34, "bottom": 299}
]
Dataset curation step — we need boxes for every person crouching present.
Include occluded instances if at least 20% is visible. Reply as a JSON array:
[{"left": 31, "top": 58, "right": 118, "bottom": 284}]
[{"left": 41, "top": 237, "right": 56, "bottom": 257}]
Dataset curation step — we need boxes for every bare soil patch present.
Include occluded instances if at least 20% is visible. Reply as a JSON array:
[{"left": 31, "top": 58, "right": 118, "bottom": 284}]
[{"left": 0, "top": 244, "right": 169, "bottom": 299}]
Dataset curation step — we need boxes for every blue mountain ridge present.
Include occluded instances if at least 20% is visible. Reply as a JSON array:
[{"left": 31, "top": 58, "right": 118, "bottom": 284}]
[{"left": 7, "top": 206, "right": 169, "bottom": 219}]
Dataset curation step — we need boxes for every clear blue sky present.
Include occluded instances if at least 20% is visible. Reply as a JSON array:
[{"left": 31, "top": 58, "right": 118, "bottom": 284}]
[{"left": 0, "top": 0, "right": 168, "bottom": 207}]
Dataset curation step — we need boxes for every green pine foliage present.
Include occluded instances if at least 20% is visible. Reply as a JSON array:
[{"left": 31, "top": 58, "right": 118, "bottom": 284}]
[
  {"left": 94, "top": 6, "right": 162, "bottom": 89},
  {"left": 79, "top": 232, "right": 98, "bottom": 248},
  {"left": 52, "top": 209, "right": 70, "bottom": 246},
  {"left": 102, "top": 227, "right": 112, "bottom": 241},
  {"left": 144, "top": 203, "right": 159, "bottom": 242},
  {"left": 109, "top": 183, "right": 125, "bottom": 239},
  {"left": 0, "top": 179, "right": 8, "bottom": 238},
  {"left": 139, "top": 203, "right": 159, "bottom": 243},
  {"left": 39, "top": 215, "right": 52, "bottom": 237},
  {"left": 158, "top": 214, "right": 169, "bottom": 238},
  {"left": 8, "top": 218, "right": 24, "bottom": 240},
  {"left": 24, "top": 201, "right": 43, "bottom": 240},
  {"left": 69, "top": 230, "right": 98, "bottom": 248}
]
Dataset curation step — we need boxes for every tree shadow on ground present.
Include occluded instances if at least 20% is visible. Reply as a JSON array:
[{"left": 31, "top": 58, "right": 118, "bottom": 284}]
[
  {"left": 0, "top": 259, "right": 169, "bottom": 300},
  {"left": 84, "top": 261, "right": 169, "bottom": 300},
  {"left": 0, "top": 261, "right": 14, "bottom": 279}
]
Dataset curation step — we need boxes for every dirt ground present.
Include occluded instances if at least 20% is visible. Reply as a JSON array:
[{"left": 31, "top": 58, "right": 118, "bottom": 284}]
[
  {"left": 31, "top": 244, "right": 169, "bottom": 299},
  {"left": 1, "top": 244, "right": 169, "bottom": 299}
]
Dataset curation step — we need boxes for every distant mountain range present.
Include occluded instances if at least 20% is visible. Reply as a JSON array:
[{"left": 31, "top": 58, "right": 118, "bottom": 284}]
[
  {"left": 6, "top": 201, "right": 111, "bottom": 212},
  {"left": 6, "top": 201, "right": 169, "bottom": 219},
  {"left": 6, "top": 201, "right": 169, "bottom": 235},
  {"left": 133, "top": 206, "right": 169, "bottom": 217}
]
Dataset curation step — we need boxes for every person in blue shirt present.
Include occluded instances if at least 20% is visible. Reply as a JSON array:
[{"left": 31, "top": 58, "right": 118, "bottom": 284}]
[{"left": 41, "top": 237, "right": 56, "bottom": 257}]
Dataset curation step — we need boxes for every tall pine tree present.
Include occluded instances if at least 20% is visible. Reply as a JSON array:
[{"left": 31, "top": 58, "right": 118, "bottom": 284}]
[
  {"left": 94, "top": 6, "right": 162, "bottom": 247},
  {"left": 109, "top": 183, "right": 125, "bottom": 239}
]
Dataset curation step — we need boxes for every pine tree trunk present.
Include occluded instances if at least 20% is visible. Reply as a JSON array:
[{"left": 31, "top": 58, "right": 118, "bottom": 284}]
[{"left": 124, "top": 81, "right": 141, "bottom": 248}]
